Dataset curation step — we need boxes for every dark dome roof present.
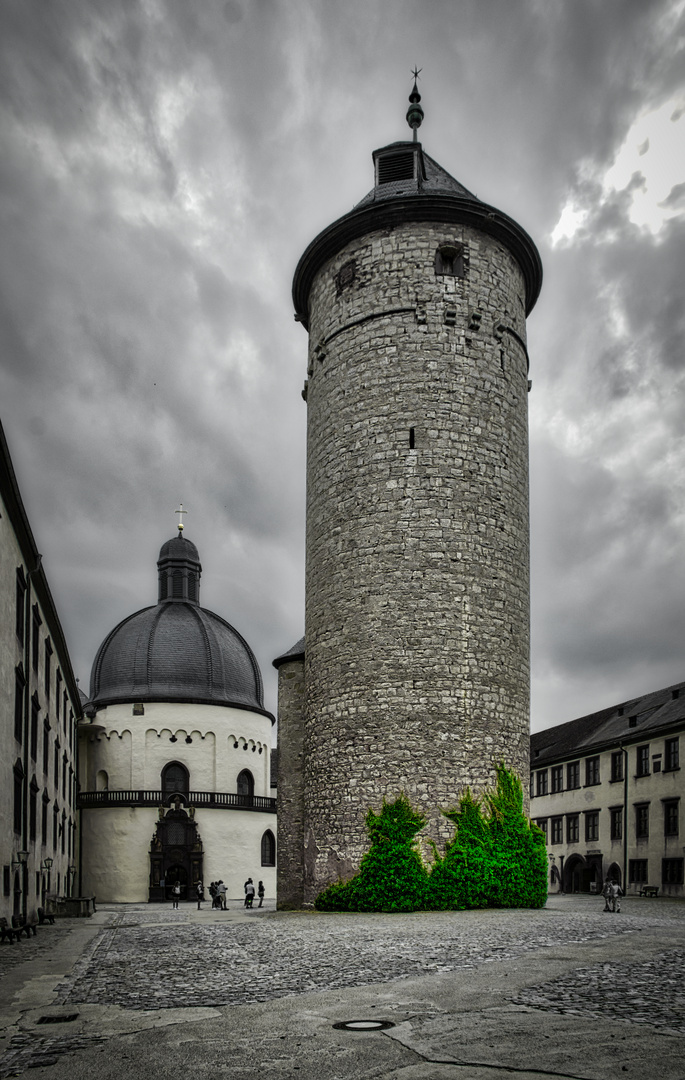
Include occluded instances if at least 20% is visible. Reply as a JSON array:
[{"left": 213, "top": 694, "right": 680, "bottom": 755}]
[
  {"left": 158, "top": 534, "right": 200, "bottom": 564},
  {"left": 89, "top": 603, "right": 271, "bottom": 717},
  {"left": 88, "top": 532, "right": 273, "bottom": 721}
]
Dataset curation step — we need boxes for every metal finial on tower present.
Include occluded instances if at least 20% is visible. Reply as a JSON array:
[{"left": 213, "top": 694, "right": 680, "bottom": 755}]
[
  {"left": 406, "top": 67, "right": 424, "bottom": 142},
  {"left": 175, "top": 503, "right": 187, "bottom": 533}
]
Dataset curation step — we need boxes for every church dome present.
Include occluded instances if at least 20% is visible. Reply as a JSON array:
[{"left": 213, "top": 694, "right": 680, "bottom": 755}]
[{"left": 88, "top": 532, "right": 272, "bottom": 719}]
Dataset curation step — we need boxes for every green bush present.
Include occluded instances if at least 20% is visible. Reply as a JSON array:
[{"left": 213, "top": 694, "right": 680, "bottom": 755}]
[
  {"left": 430, "top": 765, "right": 548, "bottom": 910},
  {"left": 315, "top": 765, "right": 548, "bottom": 912},
  {"left": 315, "top": 793, "right": 430, "bottom": 911}
]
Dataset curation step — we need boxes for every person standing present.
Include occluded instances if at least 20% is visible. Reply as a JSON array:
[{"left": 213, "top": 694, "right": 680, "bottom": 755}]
[
  {"left": 257, "top": 881, "right": 265, "bottom": 908},
  {"left": 601, "top": 877, "right": 612, "bottom": 912},
  {"left": 244, "top": 878, "right": 255, "bottom": 908},
  {"left": 217, "top": 880, "right": 227, "bottom": 910},
  {"left": 610, "top": 879, "right": 623, "bottom": 913},
  {"left": 171, "top": 880, "right": 181, "bottom": 910},
  {"left": 196, "top": 881, "right": 204, "bottom": 910}
]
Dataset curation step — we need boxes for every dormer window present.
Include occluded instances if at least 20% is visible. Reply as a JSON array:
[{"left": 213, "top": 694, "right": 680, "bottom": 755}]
[
  {"left": 373, "top": 144, "right": 424, "bottom": 187},
  {"left": 377, "top": 151, "right": 414, "bottom": 183}
]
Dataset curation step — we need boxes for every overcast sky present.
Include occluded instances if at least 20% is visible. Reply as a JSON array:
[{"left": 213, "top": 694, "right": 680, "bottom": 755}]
[{"left": 1, "top": 0, "right": 683, "bottom": 735}]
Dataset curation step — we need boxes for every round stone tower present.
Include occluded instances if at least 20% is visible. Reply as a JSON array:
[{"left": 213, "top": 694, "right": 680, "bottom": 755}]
[{"left": 288, "top": 84, "right": 542, "bottom": 906}]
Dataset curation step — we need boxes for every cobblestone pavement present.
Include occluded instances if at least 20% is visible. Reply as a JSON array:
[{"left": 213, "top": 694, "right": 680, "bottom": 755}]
[
  {"left": 58, "top": 905, "right": 642, "bottom": 1009},
  {"left": 0, "top": 899, "right": 683, "bottom": 1079},
  {"left": 514, "top": 949, "right": 685, "bottom": 1033},
  {"left": 0, "top": 926, "right": 74, "bottom": 978}
]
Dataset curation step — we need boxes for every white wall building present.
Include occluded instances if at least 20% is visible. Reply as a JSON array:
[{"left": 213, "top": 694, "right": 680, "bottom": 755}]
[
  {"left": 531, "top": 681, "right": 683, "bottom": 897},
  {"left": 1, "top": 421, "right": 82, "bottom": 923},
  {"left": 79, "top": 529, "right": 276, "bottom": 903}
]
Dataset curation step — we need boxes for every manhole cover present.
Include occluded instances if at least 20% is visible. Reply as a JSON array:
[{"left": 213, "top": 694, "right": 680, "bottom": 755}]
[
  {"left": 332, "top": 1020, "right": 395, "bottom": 1031},
  {"left": 36, "top": 1014, "right": 79, "bottom": 1025}
]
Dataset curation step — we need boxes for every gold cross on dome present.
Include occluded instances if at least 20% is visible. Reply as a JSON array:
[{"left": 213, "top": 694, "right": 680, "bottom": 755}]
[{"left": 175, "top": 503, "right": 187, "bottom": 532}]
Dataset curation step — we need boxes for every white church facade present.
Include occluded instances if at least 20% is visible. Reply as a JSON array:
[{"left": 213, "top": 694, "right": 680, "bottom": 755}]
[{"left": 78, "top": 528, "right": 276, "bottom": 903}]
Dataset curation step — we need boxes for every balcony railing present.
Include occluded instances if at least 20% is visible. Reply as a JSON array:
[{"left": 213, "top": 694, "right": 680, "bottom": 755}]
[{"left": 78, "top": 790, "right": 276, "bottom": 813}]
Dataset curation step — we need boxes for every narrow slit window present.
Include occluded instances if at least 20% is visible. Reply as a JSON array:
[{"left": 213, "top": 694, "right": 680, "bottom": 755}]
[{"left": 409, "top": 427, "right": 415, "bottom": 450}]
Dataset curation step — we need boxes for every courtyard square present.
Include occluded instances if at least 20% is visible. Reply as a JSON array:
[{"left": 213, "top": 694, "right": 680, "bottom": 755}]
[{"left": 0, "top": 894, "right": 683, "bottom": 1079}]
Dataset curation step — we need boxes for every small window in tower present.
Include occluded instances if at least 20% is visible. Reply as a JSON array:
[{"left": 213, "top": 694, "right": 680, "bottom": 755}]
[
  {"left": 160, "top": 576, "right": 168, "bottom": 600},
  {"left": 409, "top": 427, "right": 415, "bottom": 450},
  {"left": 188, "top": 573, "right": 197, "bottom": 601},
  {"left": 132, "top": 703, "right": 144, "bottom": 716},
  {"left": 172, "top": 570, "right": 183, "bottom": 598},
  {"left": 335, "top": 260, "right": 356, "bottom": 296},
  {"left": 435, "top": 244, "right": 464, "bottom": 278}
]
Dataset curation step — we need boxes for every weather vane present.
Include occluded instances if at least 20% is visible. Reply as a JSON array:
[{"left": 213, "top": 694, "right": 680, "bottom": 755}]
[
  {"left": 175, "top": 503, "right": 187, "bottom": 533},
  {"left": 406, "top": 67, "right": 424, "bottom": 141}
]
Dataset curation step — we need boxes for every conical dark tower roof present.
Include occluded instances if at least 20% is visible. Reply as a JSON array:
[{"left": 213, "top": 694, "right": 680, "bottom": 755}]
[{"left": 293, "top": 89, "right": 542, "bottom": 326}]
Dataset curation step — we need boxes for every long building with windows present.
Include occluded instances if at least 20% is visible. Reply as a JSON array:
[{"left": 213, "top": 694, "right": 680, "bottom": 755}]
[
  {"left": 0, "top": 421, "right": 82, "bottom": 925},
  {"left": 530, "top": 681, "right": 683, "bottom": 897}
]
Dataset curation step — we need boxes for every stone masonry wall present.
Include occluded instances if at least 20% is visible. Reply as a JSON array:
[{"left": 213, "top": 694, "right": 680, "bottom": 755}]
[
  {"left": 301, "top": 220, "right": 531, "bottom": 905},
  {"left": 276, "top": 657, "right": 306, "bottom": 908}
]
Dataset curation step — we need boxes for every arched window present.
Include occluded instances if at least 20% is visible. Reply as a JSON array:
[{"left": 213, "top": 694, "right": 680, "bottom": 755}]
[
  {"left": 96, "top": 770, "right": 109, "bottom": 792},
  {"left": 162, "top": 761, "right": 189, "bottom": 796},
  {"left": 261, "top": 830, "right": 275, "bottom": 867},
  {"left": 237, "top": 770, "right": 254, "bottom": 799}
]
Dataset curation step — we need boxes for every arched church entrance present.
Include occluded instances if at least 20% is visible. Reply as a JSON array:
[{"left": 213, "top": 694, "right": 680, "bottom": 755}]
[
  {"left": 563, "top": 854, "right": 585, "bottom": 894},
  {"left": 148, "top": 797, "right": 203, "bottom": 903},
  {"left": 564, "top": 854, "right": 600, "bottom": 893},
  {"left": 607, "top": 862, "right": 622, "bottom": 888}
]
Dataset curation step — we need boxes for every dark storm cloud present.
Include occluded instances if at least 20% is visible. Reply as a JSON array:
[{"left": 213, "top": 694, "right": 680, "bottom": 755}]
[{"left": 1, "top": 0, "right": 683, "bottom": 724}]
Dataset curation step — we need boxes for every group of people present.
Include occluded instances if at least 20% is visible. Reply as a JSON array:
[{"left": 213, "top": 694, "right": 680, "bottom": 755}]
[
  {"left": 205, "top": 880, "right": 227, "bottom": 909},
  {"left": 602, "top": 877, "right": 623, "bottom": 912},
  {"left": 191, "top": 878, "right": 265, "bottom": 909},
  {"left": 242, "top": 878, "right": 265, "bottom": 908}
]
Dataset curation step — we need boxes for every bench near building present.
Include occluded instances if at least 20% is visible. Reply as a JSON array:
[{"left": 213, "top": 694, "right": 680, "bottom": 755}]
[{"left": 530, "top": 681, "right": 683, "bottom": 897}]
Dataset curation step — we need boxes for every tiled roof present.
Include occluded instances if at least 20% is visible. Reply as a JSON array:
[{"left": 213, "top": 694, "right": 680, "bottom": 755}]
[
  {"left": 531, "top": 679, "right": 685, "bottom": 765},
  {"left": 354, "top": 148, "right": 481, "bottom": 207},
  {"left": 272, "top": 636, "right": 305, "bottom": 669}
]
